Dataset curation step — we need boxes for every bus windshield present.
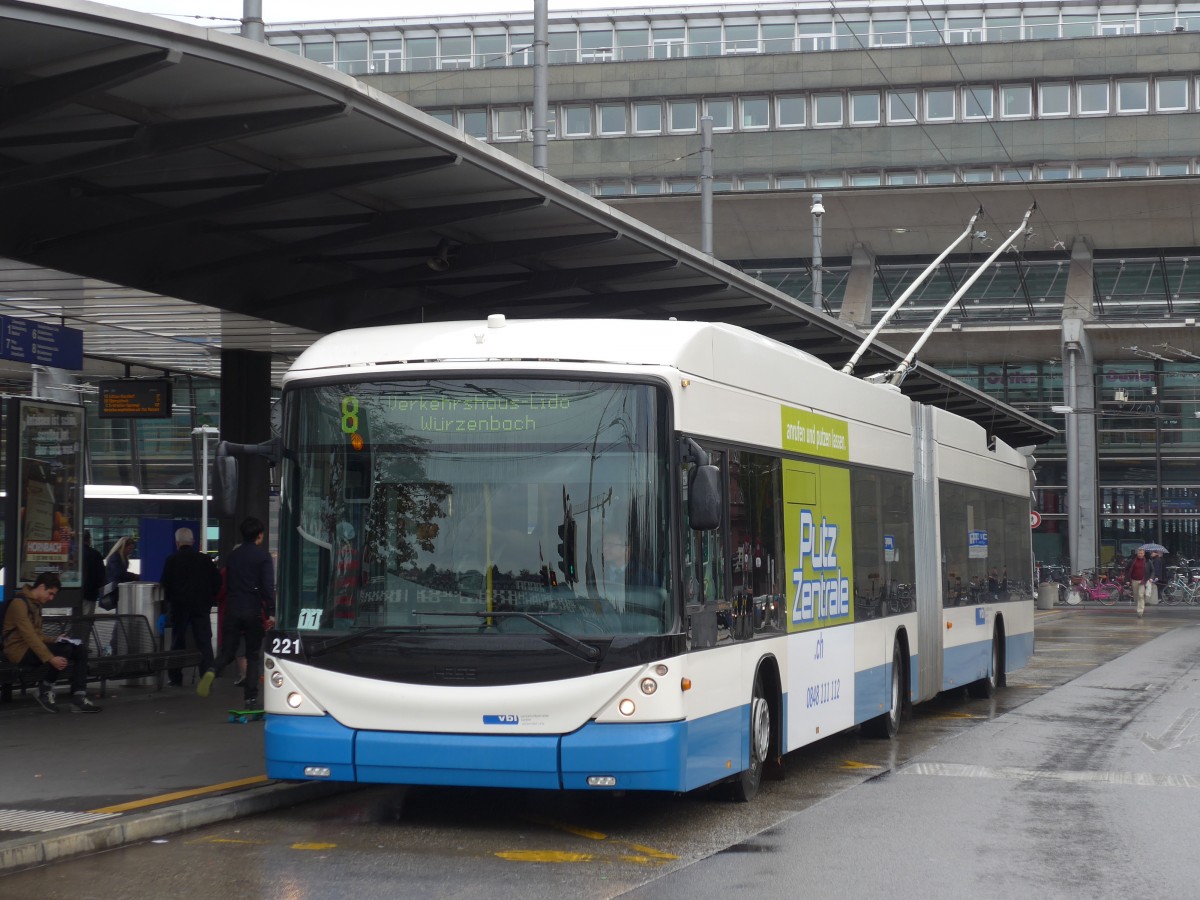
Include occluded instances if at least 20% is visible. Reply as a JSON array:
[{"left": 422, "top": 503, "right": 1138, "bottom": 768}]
[{"left": 278, "top": 377, "right": 672, "bottom": 638}]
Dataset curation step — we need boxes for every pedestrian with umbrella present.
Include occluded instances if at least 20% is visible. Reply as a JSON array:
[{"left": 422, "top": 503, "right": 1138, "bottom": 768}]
[{"left": 1141, "top": 543, "right": 1167, "bottom": 612}]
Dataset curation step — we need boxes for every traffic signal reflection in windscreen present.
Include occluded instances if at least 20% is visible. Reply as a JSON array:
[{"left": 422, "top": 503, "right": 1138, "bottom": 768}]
[{"left": 557, "top": 518, "right": 577, "bottom": 584}]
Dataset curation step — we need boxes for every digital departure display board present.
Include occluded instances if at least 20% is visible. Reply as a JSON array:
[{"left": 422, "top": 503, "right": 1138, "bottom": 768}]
[{"left": 98, "top": 379, "right": 173, "bottom": 419}]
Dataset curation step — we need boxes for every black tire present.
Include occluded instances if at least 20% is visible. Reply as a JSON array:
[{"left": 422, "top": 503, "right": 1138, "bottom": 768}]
[
  {"left": 967, "top": 629, "right": 1001, "bottom": 699},
  {"left": 730, "top": 675, "right": 770, "bottom": 802},
  {"left": 863, "top": 640, "right": 902, "bottom": 739},
  {"left": 1097, "top": 584, "right": 1118, "bottom": 606}
]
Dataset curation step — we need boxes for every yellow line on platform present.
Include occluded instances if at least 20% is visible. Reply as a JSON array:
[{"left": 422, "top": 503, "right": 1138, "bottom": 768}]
[{"left": 88, "top": 775, "right": 269, "bottom": 814}]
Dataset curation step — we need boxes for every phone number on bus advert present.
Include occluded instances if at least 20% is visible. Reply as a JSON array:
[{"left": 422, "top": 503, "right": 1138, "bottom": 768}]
[{"left": 805, "top": 678, "right": 841, "bottom": 709}]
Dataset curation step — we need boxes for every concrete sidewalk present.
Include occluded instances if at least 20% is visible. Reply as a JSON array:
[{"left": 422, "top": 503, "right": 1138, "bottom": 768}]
[{"left": 0, "top": 670, "right": 346, "bottom": 874}]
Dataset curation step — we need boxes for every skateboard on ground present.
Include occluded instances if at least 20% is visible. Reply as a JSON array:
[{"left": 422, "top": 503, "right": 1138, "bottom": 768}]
[{"left": 227, "top": 708, "right": 265, "bottom": 724}]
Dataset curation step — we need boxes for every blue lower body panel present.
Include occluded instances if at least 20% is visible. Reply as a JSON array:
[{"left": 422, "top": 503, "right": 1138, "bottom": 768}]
[
  {"left": 943, "top": 631, "right": 1034, "bottom": 690},
  {"left": 266, "top": 711, "right": 742, "bottom": 793}
]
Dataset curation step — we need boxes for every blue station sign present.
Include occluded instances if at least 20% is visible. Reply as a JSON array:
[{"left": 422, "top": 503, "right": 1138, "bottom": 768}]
[{"left": 0, "top": 316, "right": 83, "bottom": 369}]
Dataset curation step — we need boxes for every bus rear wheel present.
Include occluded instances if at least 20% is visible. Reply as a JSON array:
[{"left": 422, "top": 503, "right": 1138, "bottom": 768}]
[
  {"left": 731, "top": 676, "right": 770, "bottom": 802},
  {"left": 863, "top": 640, "right": 902, "bottom": 739},
  {"left": 967, "top": 628, "right": 1001, "bottom": 699}
]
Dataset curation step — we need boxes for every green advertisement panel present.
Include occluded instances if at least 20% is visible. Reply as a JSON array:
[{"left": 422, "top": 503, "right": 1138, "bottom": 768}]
[
  {"left": 781, "top": 405, "right": 850, "bottom": 461},
  {"left": 784, "top": 460, "right": 853, "bottom": 633}
]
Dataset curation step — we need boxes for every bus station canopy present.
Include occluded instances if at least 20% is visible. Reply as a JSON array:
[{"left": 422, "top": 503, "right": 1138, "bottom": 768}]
[{"left": 0, "top": 0, "right": 1052, "bottom": 447}]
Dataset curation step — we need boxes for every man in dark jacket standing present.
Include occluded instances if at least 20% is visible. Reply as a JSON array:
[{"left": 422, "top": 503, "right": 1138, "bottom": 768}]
[
  {"left": 80, "top": 530, "right": 106, "bottom": 616},
  {"left": 161, "top": 527, "right": 222, "bottom": 686},
  {"left": 197, "top": 516, "right": 275, "bottom": 708}
]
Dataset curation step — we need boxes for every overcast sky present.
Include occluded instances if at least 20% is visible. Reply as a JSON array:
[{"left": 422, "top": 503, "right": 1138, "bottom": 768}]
[{"left": 104, "top": 0, "right": 717, "bottom": 24}]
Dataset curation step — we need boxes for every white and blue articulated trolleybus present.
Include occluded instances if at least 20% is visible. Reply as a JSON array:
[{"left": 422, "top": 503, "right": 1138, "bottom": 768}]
[{"left": 259, "top": 316, "right": 1035, "bottom": 800}]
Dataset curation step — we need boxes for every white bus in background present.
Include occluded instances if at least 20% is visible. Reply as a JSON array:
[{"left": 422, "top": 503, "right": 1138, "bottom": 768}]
[{"left": 258, "top": 316, "right": 1035, "bottom": 800}]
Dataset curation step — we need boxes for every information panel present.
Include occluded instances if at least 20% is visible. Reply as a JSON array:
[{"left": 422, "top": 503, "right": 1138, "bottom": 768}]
[
  {"left": 98, "top": 379, "right": 173, "bottom": 419},
  {"left": 0, "top": 316, "right": 83, "bottom": 369}
]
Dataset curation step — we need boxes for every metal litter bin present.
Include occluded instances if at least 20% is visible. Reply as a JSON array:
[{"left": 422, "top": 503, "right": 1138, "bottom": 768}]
[
  {"left": 1037, "top": 583, "right": 1058, "bottom": 611},
  {"left": 122, "top": 582, "right": 164, "bottom": 687}
]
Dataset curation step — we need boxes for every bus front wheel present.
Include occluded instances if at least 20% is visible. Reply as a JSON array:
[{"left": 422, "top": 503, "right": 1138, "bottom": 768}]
[{"left": 730, "top": 676, "right": 770, "bottom": 802}]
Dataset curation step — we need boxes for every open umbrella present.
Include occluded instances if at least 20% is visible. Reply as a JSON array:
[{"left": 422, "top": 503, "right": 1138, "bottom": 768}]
[{"left": 1138, "top": 543, "right": 1169, "bottom": 553}]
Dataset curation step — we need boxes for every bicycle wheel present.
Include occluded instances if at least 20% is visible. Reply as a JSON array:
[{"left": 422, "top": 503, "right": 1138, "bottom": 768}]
[
  {"left": 1066, "top": 587, "right": 1083, "bottom": 606},
  {"left": 1097, "top": 585, "right": 1118, "bottom": 606},
  {"left": 1160, "top": 584, "right": 1179, "bottom": 605}
]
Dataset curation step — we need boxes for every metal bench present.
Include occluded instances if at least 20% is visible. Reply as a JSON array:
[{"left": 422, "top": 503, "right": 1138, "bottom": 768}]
[{"left": 0, "top": 614, "right": 201, "bottom": 700}]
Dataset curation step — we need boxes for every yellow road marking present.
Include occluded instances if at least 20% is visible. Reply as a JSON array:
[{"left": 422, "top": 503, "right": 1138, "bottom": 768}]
[
  {"left": 841, "top": 760, "right": 882, "bottom": 770},
  {"left": 88, "top": 775, "right": 269, "bottom": 814},
  {"left": 623, "top": 842, "right": 677, "bottom": 860},
  {"left": 292, "top": 842, "right": 337, "bottom": 851},
  {"left": 496, "top": 850, "right": 594, "bottom": 863}
]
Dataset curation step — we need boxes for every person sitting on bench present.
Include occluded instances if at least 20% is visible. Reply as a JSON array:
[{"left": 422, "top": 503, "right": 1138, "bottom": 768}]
[{"left": 2, "top": 572, "right": 101, "bottom": 713}]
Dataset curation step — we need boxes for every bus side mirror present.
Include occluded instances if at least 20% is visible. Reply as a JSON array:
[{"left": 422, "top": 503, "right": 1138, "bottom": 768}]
[
  {"left": 688, "top": 464, "right": 722, "bottom": 531},
  {"left": 211, "top": 442, "right": 239, "bottom": 519}
]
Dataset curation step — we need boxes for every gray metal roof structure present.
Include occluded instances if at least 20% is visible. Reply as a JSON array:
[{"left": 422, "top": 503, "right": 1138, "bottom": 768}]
[{"left": 0, "top": 0, "right": 1052, "bottom": 447}]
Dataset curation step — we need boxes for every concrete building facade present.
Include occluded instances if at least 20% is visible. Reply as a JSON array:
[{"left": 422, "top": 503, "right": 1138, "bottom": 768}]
[{"left": 262, "top": 1, "right": 1200, "bottom": 571}]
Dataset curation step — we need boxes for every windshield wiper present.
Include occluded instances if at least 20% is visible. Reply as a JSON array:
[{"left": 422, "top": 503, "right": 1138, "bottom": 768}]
[{"left": 423, "top": 610, "right": 602, "bottom": 662}]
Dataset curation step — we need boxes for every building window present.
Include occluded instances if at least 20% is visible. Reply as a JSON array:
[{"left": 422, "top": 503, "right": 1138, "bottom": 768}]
[
  {"left": 303, "top": 40, "right": 334, "bottom": 64},
  {"left": 1117, "top": 163, "right": 1150, "bottom": 177},
  {"left": 370, "top": 38, "right": 403, "bottom": 74},
  {"left": 548, "top": 31, "right": 579, "bottom": 65},
  {"left": 887, "top": 90, "right": 918, "bottom": 123},
  {"left": 850, "top": 92, "right": 881, "bottom": 125},
  {"left": 493, "top": 107, "right": 526, "bottom": 140},
  {"left": 1039, "top": 165, "right": 1071, "bottom": 180},
  {"left": 705, "top": 98, "right": 733, "bottom": 130},
  {"left": 405, "top": 37, "right": 436, "bottom": 72},
  {"left": 510, "top": 32, "right": 533, "bottom": 66},
  {"left": 598, "top": 103, "right": 627, "bottom": 135},
  {"left": 812, "top": 174, "right": 844, "bottom": 188},
  {"left": 1077, "top": 164, "right": 1111, "bottom": 179},
  {"left": 887, "top": 172, "right": 918, "bottom": 185},
  {"left": 740, "top": 177, "right": 770, "bottom": 191},
  {"left": 924, "top": 171, "right": 955, "bottom": 184},
  {"left": 777, "top": 96, "right": 806, "bottom": 128},
  {"left": 335, "top": 40, "right": 368, "bottom": 75},
  {"left": 1039, "top": 83, "right": 1071, "bottom": 117},
  {"left": 963, "top": 86, "right": 993, "bottom": 120},
  {"left": 474, "top": 34, "right": 508, "bottom": 68},
  {"left": 1116, "top": 79, "right": 1149, "bottom": 113},
  {"left": 871, "top": 20, "right": 906, "bottom": 47},
  {"left": 634, "top": 102, "right": 663, "bottom": 133},
  {"left": 426, "top": 109, "right": 454, "bottom": 126},
  {"left": 1157, "top": 78, "right": 1188, "bottom": 111},
  {"left": 776, "top": 175, "right": 808, "bottom": 188},
  {"left": 633, "top": 182, "right": 662, "bottom": 195},
  {"left": 598, "top": 183, "right": 627, "bottom": 196},
  {"left": 1158, "top": 162, "right": 1191, "bottom": 176},
  {"left": 1078, "top": 82, "right": 1110, "bottom": 115},
  {"left": 580, "top": 29, "right": 614, "bottom": 63},
  {"left": 762, "top": 24, "right": 795, "bottom": 54},
  {"left": 615, "top": 28, "right": 649, "bottom": 61},
  {"left": 910, "top": 13, "right": 942, "bottom": 45},
  {"left": 961, "top": 169, "right": 993, "bottom": 182},
  {"left": 814, "top": 93, "right": 843, "bottom": 126},
  {"left": 925, "top": 88, "right": 956, "bottom": 121},
  {"left": 439, "top": 36, "right": 472, "bottom": 70},
  {"left": 947, "top": 16, "right": 983, "bottom": 43},
  {"left": 652, "top": 26, "right": 685, "bottom": 59},
  {"left": 850, "top": 173, "right": 882, "bottom": 186},
  {"left": 460, "top": 108, "right": 487, "bottom": 138},
  {"left": 798, "top": 22, "right": 836, "bottom": 52},
  {"left": 688, "top": 26, "right": 721, "bottom": 58},
  {"left": 669, "top": 180, "right": 698, "bottom": 193},
  {"left": 724, "top": 24, "right": 759, "bottom": 54},
  {"left": 669, "top": 100, "right": 699, "bottom": 132},
  {"left": 712, "top": 179, "right": 734, "bottom": 192},
  {"left": 986, "top": 17, "right": 1021, "bottom": 42},
  {"left": 1001, "top": 167, "right": 1032, "bottom": 182},
  {"left": 562, "top": 105, "right": 592, "bottom": 137},
  {"left": 1000, "top": 85, "right": 1032, "bottom": 118},
  {"left": 740, "top": 97, "right": 770, "bottom": 129}
]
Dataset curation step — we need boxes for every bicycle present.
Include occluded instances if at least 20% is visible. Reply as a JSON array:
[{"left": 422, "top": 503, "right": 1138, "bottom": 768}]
[
  {"left": 1068, "top": 570, "right": 1121, "bottom": 605},
  {"left": 1160, "top": 562, "right": 1200, "bottom": 605}
]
